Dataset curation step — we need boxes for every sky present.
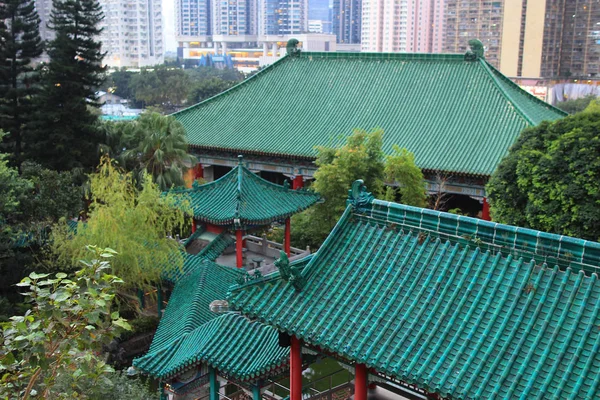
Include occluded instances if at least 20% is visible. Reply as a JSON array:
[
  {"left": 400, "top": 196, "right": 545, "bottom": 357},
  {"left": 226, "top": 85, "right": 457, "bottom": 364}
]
[{"left": 163, "top": 0, "right": 177, "bottom": 52}]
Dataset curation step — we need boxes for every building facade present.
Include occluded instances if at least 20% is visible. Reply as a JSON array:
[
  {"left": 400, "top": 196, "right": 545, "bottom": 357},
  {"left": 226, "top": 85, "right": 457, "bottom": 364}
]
[
  {"left": 258, "top": 0, "right": 309, "bottom": 35},
  {"left": 176, "top": 0, "right": 211, "bottom": 38},
  {"left": 445, "top": 0, "right": 600, "bottom": 78},
  {"left": 332, "top": 0, "right": 361, "bottom": 44},
  {"left": 361, "top": 0, "right": 444, "bottom": 52},
  {"left": 99, "top": 0, "right": 164, "bottom": 68}
]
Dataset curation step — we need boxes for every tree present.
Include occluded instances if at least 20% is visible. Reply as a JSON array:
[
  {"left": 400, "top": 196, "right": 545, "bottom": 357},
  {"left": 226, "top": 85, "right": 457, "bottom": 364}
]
[
  {"left": 129, "top": 66, "right": 191, "bottom": 112},
  {"left": 26, "top": 0, "right": 105, "bottom": 170},
  {"left": 187, "top": 77, "right": 238, "bottom": 104},
  {"left": 280, "top": 128, "right": 426, "bottom": 249},
  {"left": 0, "top": 246, "right": 131, "bottom": 400},
  {"left": 0, "top": 0, "right": 44, "bottom": 166},
  {"left": 122, "top": 112, "right": 197, "bottom": 190},
  {"left": 556, "top": 94, "right": 596, "bottom": 114},
  {"left": 51, "top": 156, "right": 189, "bottom": 290},
  {"left": 384, "top": 145, "right": 427, "bottom": 207},
  {"left": 487, "top": 112, "right": 600, "bottom": 241}
]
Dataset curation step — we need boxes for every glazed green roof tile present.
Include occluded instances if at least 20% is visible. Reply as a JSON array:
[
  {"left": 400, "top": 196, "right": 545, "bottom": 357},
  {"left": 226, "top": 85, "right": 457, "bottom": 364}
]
[
  {"left": 229, "top": 192, "right": 600, "bottom": 399},
  {"left": 134, "top": 313, "right": 289, "bottom": 381},
  {"left": 169, "top": 158, "right": 321, "bottom": 226},
  {"left": 174, "top": 52, "right": 565, "bottom": 176},
  {"left": 150, "top": 257, "right": 242, "bottom": 352}
]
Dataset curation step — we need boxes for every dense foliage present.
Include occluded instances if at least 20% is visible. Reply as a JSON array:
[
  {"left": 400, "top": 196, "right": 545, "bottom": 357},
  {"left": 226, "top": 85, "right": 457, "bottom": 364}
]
[
  {"left": 0, "top": 0, "right": 44, "bottom": 166},
  {"left": 104, "top": 65, "right": 244, "bottom": 112},
  {"left": 0, "top": 246, "right": 130, "bottom": 400},
  {"left": 27, "top": 0, "right": 105, "bottom": 170},
  {"left": 279, "top": 129, "right": 426, "bottom": 249},
  {"left": 51, "top": 157, "right": 189, "bottom": 290},
  {"left": 556, "top": 94, "right": 597, "bottom": 114},
  {"left": 487, "top": 111, "right": 600, "bottom": 241}
]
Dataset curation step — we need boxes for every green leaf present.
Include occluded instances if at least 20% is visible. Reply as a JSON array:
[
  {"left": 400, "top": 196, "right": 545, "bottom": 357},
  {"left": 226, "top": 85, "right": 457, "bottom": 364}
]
[
  {"left": 29, "top": 272, "right": 50, "bottom": 280},
  {"left": 112, "top": 318, "right": 131, "bottom": 331},
  {"left": 55, "top": 273, "right": 68, "bottom": 279}
]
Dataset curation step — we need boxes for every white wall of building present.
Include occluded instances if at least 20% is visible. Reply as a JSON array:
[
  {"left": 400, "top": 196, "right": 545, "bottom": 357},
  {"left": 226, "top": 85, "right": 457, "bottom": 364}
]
[{"left": 100, "top": 0, "right": 164, "bottom": 68}]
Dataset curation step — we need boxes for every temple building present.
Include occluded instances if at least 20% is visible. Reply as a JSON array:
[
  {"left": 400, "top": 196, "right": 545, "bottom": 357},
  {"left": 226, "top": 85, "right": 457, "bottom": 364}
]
[
  {"left": 135, "top": 176, "right": 600, "bottom": 399},
  {"left": 229, "top": 181, "right": 600, "bottom": 399},
  {"left": 173, "top": 40, "right": 566, "bottom": 217},
  {"left": 133, "top": 156, "right": 321, "bottom": 399}
]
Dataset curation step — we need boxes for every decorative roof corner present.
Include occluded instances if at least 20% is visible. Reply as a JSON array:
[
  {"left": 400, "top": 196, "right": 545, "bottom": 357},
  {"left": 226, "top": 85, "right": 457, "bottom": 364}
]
[
  {"left": 348, "top": 180, "right": 374, "bottom": 211},
  {"left": 286, "top": 39, "right": 301, "bottom": 58},
  {"left": 464, "top": 39, "right": 485, "bottom": 61},
  {"left": 274, "top": 251, "right": 305, "bottom": 291}
]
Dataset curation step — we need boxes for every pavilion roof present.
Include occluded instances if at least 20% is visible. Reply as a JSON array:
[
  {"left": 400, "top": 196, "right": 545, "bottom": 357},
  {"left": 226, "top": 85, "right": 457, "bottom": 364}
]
[
  {"left": 169, "top": 156, "right": 321, "bottom": 226},
  {"left": 229, "top": 182, "right": 600, "bottom": 399},
  {"left": 174, "top": 51, "right": 565, "bottom": 177},
  {"left": 134, "top": 313, "right": 289, "bottom": 381},
  {"left": 149, "top": 257, "right": 242, "bottom": 352}
]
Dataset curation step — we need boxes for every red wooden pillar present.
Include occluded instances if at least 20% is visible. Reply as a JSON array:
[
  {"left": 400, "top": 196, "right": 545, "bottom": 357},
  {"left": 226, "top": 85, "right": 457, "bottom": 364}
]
[
  {"left": 196, "top": 164, "right": 204, "bottom": 179},
  {"left": 290, "top": 336, "right": 302, "bottom": 400},
  {"left": 284, "top": 218, "right": 291, "bottom": 257},
  {"left": 236, "top": 229, "right": 243, "bottom": 268},
  {"left": 292, "top": 175, "right": 303, "bottom": 190},
  {"left": 355, "top": 364, "right": 368, "bottom": 400},
  {"left": 191, "top": 218, "right": 197, "bottom": 233},
  {"left": 482, "top": 197, "right": 491, "bottom": 221}
]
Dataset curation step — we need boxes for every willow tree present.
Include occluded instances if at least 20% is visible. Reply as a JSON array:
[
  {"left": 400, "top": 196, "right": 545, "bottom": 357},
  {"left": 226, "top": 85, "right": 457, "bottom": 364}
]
[{"left": 51, "top": 157, "right": 190, "bottom": 290}]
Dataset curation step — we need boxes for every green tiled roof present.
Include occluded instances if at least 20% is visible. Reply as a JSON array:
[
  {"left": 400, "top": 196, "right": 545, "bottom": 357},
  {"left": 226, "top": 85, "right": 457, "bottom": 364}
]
[
  {"left": 169, "top": 157, "right": 321, "bottom": 226},
  {"left": 150, "top": 257, "right": 242, "bottom": 352},
  {"left": 134, "top": 313, "right": 289, "bottom": 381},
  {"left": 229, "top": 190, "right": 600, "bottom": 398},
  {"left": 174, "top": 52, "right": 565, "bottom": 176}
]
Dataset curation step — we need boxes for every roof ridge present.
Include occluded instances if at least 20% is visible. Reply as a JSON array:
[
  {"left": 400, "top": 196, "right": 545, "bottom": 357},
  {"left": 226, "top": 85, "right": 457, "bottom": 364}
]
[
  {"left": 366, "top": 199, "right": 600, "bottom": 275},
  {"left": 483, "top": 61, "right": 567, "bottom": 117},
  {"left": 478, "top": 59, "right": 536, "bottom": 125},
  {"left": 172, "top": 54, "right": 292, "bottom": 117},
  {"left": 300, "top": 51, "right": 468, "bottom": 62}
]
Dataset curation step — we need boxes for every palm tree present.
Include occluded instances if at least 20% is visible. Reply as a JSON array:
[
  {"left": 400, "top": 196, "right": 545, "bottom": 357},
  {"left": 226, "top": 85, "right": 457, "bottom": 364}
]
[{"left": 123, "top": 112, "right": 197, "bottom": 190}]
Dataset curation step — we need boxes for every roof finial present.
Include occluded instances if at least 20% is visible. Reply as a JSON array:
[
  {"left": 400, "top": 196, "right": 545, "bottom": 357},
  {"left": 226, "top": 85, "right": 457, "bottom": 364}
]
[
  {"left": 465, "top": 39, "right": 484, "bottom": 61},
  {"left": 286, "top": 39, "right": 301, "bottom": 58},
  {"left": 238, "top": 154, "right": 244, "bottom": 165},
  {"left": 348, "top": 180, "right": 374, "bottom": 210}
]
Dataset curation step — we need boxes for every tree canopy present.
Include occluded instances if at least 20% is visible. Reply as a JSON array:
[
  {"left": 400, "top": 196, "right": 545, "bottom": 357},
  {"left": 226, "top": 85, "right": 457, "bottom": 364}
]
[
  {"left": 282, "top": 128, "right": 426, "bottom": 249},
  {"left": 0, "top": 0, "right": 44, "bottom": 166},
  {"left": 51, "top": 157, "right": 189, "bottom": 290},
  {"left": 26, "top": 0, "right": 105, "bottom": 170},
  {"left": 0, "top": 246, "right": 130, "bottom": 400},
  {"left": 487, "top": 111, "right": 600, "bottom": 241}
]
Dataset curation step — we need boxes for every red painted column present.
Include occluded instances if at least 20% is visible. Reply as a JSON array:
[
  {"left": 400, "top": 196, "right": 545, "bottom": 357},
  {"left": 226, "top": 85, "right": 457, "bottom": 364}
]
[
  {"left": 196, "top": 164, "right": 204, "bottom": 179},
  {"left": 292, "top": 175, "right": 303, "bottom": 190},
  {"left": 482, "top": 197, "right": 491, "bottom": 221},
  {"left": 290, "top": 336, "right": 302, "bottom": 400},
  {"left": 236, "top": 229, "right": 243, "bottom": 268},
  {"left": 355, "top": 364, "right": 368, "bottom": 400},
  {"left": 191, "top": 218, "right": 197, "bottom": 233},
  {"left": 284, "top": 218, "right": 291, "bottom": 257}
]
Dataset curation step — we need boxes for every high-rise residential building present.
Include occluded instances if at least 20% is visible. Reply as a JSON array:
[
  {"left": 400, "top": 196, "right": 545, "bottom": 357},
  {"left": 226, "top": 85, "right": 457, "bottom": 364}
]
[
  {"left": 445, "top": 0, "right": 600, "bottom": 78},
  {"left": 361, "top": 0, "right": 443, "bottom": 52},
  {"left": 176, "top": 0, "right": 211, "bottom": 37},
  {"left": 258, "top": 0, "right": 309, "bottom": 35},
  {"left": 332, "top": 0, "right": 361, "bottom": 44},
  {"left": 212, "top": 0, "right": 257, "bottom": 36},
  {"left": 99, "top": 0, "right": 164, "bottom": 68}
]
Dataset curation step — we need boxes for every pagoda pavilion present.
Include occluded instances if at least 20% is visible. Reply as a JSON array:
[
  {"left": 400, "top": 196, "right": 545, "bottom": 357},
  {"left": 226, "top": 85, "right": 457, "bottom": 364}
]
[
  {"left": 173, "top": 40, "right": 566, "bottom": 217},
  {"left": 133, "top": 156, "right": 322, "bottom": 399},
  {"left": 229, "top": 180, "right": 600, "bottom": 399},
  {"left": 169, "top": 155, "right": 321, "bottom": 268}
]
